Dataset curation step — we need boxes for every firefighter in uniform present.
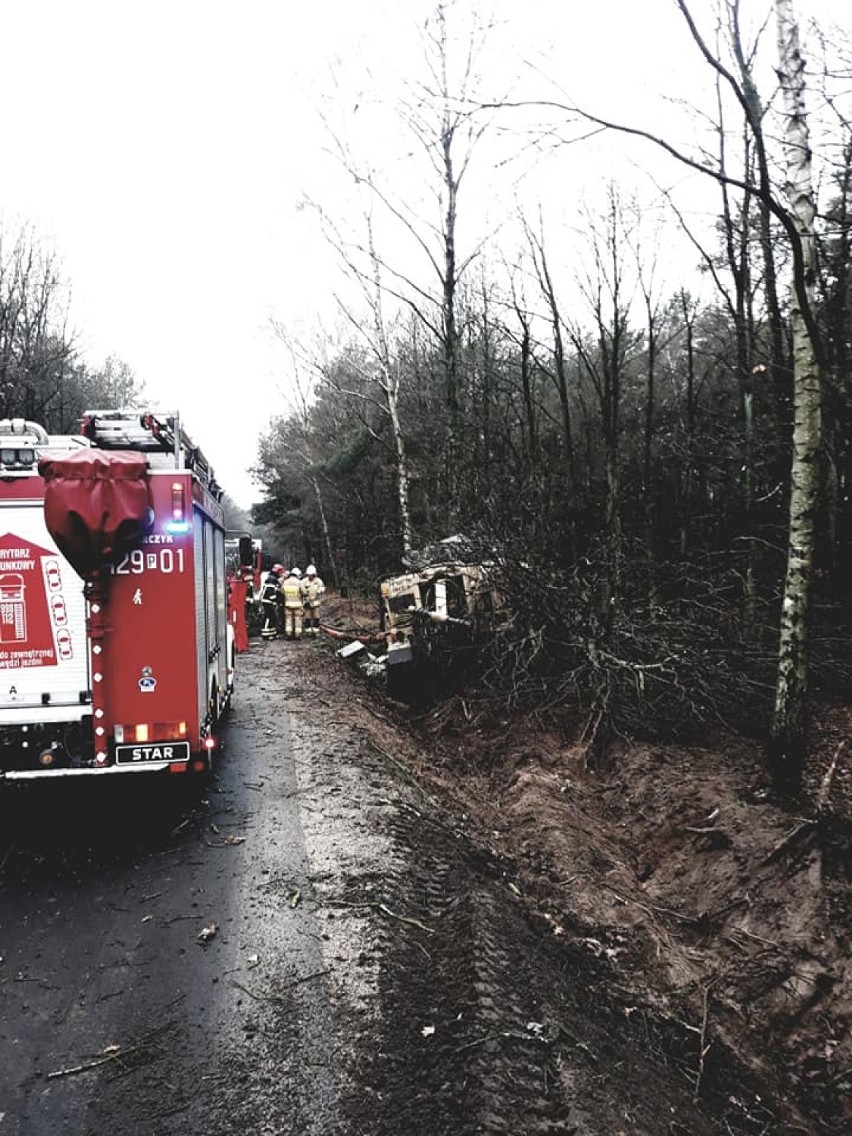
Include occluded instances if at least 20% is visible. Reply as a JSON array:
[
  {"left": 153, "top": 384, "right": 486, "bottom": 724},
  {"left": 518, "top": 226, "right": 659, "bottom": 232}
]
[
  {"left": 281, "top": 567, "right": 304, "bottom": 639},
  {"left": 260, "top": 564, "right": 285, "bottom": 639},
  {"left": 300, "top": 564, "right": 325, "bottom": 635}
]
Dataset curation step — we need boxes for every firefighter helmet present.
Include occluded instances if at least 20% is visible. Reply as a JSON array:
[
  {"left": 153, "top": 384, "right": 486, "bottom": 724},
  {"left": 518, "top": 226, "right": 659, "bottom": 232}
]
[
  {"left": 306, "top": 564, "right": 317, "bottom": 576},
  {"left": 291, "top": 567, "right": 301, "bottom": 577},
  {"left": 272, "top": 563, "right": 285, "bottom": 575}
]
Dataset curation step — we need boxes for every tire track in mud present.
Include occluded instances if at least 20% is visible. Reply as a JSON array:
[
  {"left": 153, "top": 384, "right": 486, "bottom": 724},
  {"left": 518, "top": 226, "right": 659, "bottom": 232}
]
[
  {"left": 351, "top": 794, "right": 778, "bottom": 1135},
  {"left": 337, "top": 798, "right": 607, "bottom": 1136},
  {"left": 285, "top": 643, "right": 783, "bottom": 1136}
]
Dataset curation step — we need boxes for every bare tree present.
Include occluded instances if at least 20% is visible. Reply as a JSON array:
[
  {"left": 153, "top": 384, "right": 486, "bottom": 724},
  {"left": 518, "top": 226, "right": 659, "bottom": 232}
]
[
  {"left": 260, "top": 334, "right": 342, "bottom": 587},
  {"left": 726, "top": 0, "right": 789, "bottom": 413},
  {"left": 770, "top": 0, "right": 821, "bottom": 794},
  {"left": 0, "top": 223, "right": 73, "bottom": 423},
  {"left": 626, "top": 209, "right": 667, "bottom": 612},
  {"left": 524, "top": 211, "right": 575, "bottom": 488},
  {"left": 567, "top": 187, "right": 640, "bottom": 623},
  {"left": 410, "top": 1, "right": 495, "bottom": 505},
  {"left": 304, "top": 192, "right": 417, "bottom": 564},
  {"left": 481, "top": 0, "right": 827, "bottom": 788},
  {"left": 315, "top": 1, "right": 498, "bottom": 528}
]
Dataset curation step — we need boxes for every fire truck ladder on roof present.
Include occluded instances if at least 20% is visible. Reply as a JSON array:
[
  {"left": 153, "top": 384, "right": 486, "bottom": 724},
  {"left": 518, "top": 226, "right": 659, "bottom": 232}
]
[{"left": 80, "top": 409, "right": 223, "bottom": 500}]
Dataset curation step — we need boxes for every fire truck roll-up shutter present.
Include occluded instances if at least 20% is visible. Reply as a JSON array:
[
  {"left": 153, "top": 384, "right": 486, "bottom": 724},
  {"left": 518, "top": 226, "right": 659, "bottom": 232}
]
[{"left": 38, "top": 450, "right": 150, "bottom": 577}]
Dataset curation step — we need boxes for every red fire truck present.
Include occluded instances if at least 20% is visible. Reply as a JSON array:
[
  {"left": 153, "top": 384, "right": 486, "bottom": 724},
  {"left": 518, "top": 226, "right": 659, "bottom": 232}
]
[{"left": 0, "top": 411, "right": 234, "bottom": 781}]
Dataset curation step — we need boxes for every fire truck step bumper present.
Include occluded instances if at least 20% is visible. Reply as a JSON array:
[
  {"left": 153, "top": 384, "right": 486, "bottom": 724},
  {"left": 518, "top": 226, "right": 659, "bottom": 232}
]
[{"left": 2, "top": 763, "right": 176, "bottom": 780}]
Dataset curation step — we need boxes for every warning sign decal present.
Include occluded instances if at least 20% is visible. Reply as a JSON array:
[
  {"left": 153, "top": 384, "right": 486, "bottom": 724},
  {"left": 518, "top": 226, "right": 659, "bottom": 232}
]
[{"left": 0, "top": 533, "right": 65, "bottom": 669}]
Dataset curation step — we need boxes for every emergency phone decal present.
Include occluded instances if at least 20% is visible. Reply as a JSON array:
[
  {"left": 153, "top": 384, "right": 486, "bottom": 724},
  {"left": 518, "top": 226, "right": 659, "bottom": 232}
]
[
  {"left": 0, "top": 533, "right": 69, "bottom": 669},
  {"left": 138, "top": 666, "right": 157, "bottom": 693}
]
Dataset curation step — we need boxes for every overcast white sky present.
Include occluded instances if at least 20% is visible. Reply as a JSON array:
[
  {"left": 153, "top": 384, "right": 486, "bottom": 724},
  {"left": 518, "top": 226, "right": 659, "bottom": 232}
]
[{"left": 1, "top": 0, "right": 846, "bottom": 507}]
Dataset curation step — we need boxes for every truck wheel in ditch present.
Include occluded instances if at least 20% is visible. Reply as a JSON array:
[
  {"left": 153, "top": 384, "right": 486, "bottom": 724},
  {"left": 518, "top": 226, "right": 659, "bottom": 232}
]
[{"left": 386, "top": 659, "right": 415, "bottom": 702}]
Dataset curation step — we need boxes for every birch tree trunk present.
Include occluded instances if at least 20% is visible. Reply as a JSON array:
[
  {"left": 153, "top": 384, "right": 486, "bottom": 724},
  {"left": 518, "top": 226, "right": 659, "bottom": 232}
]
[
  {"left": 441, "top": 111, "right": 461, "bottom": 506},
  {"left": 771, "top": 0, "right": 822, "bottom": 795},
  {"left": 366, "top": 216, "right": 415, "bottom": 561},
  {"left": 310, "top": 473, "right": 340, "bottom": 590}
]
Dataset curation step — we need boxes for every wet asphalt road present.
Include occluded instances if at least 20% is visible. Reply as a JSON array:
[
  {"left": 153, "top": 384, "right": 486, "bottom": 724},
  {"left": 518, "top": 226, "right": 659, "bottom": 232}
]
[
  {"left": 1, "top": 642, "right": 778, "bottom": 1136},
  {"left": 0, "top": 653, "right": 341, "bottom": 1135}
]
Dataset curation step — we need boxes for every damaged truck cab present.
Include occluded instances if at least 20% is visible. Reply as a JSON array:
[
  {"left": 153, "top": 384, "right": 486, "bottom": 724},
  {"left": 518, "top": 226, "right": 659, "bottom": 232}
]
[{"left": 380, "top": 558, "right": 507, "bottom": 701}]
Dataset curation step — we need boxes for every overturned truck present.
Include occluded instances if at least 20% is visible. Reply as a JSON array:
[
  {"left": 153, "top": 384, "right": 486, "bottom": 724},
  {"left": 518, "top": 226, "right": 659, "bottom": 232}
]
[{"left": 379, "top": 554, "right": 508, "bottom": 701}]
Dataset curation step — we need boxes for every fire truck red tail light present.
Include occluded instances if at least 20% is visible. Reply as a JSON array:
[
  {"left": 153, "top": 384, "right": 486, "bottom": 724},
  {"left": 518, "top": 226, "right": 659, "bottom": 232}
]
[
  {"left": 192, "top": 759, "right": 208, "bottom": 773},
  {"left": 159, "top": 721, "right": 188, "bottom": 740},
  {"left": 165, "top": 481, "right": 191, "bottom": 533},
  {"left": 169, "top": 762, "right": 188, "bottom": 774},
  {"left": 115, "top": 722, "right": 188, "bottom": 743},
  {"left": 171, "top": 482, "right": 184, "bottom": 521}
]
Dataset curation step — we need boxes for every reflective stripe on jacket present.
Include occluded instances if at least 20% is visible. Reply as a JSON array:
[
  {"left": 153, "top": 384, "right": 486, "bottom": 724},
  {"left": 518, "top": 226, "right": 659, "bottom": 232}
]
[
  {"left": 300, "top": 576, "right": 325, "bottom": 606},
  {"left": 282, "top": 577, "right": 303, "bottom": 607}
]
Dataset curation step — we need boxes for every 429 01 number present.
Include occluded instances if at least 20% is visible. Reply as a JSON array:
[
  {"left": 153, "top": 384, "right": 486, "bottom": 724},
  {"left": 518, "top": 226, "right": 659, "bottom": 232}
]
[{"left": 111, "top": 548, "right": 187, "bottom": 575}]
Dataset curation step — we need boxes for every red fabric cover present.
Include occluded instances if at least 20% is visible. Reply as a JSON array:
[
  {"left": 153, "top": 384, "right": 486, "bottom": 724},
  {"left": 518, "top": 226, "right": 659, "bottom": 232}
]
[
  {"left": 228, "top": 578, "right": 250, "bottom": 652},
  {"left": 38, "top": 450, "right": 150, "bottom": 578}
]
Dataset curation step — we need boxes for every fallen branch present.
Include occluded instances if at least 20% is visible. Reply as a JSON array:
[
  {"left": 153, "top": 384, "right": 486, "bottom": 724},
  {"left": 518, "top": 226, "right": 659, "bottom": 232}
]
[
  {"left": 358, "top": 701, "right": 397, "bottom": 726},
  {"left": 231, "top": 969, "right": 330, "bottom": 1004},
  {"left": 46, "top": 1051, "right": 124, "bottom": 1080},
  {"left": 726, "top": 926, "right": 781, "bottom": 950},
  {"left": 452, "top": 1029, "right": 549, "bottom": 1056},
  {"left": 602, "top": 884, "right": 699, "bottom": 926},
  {"left": 379, "top": 798, "right": 423, "bottom": 819},
  {"left": 365, "top": 738, "right": 429, "bottom": 800},
  {"left": 453, "top": 1032, "right": 501, "bottom": 1055},
  {"left": 693, "top": 980, "right": 716, "bottom": 1101},
  {"left": 816, "top": 740, "right": 847, "bottom": 816},
  {"left": 327, "top": 898, "right": 435, "bottom": 935},
  {"left": 46, "top": 1038, "right": 150, "bottom": 1081},
  {"left": 762, "top": 820, "right": 815, "bottom": 864}
]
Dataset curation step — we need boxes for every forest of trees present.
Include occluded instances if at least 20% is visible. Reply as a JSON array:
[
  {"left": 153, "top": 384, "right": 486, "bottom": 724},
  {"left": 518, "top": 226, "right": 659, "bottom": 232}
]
[
  {"left": 251, "top": 1, "right": 852, "bottom": 793},
  {"left": 5, "top": 2, "right": 847, "bottom": 797},
  {"left": 0, "top": 223, "right": 145, "bottom": 433},
  {"left": 0, "top": 222, "right": 250, "bottom": 530}
]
